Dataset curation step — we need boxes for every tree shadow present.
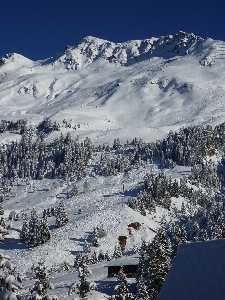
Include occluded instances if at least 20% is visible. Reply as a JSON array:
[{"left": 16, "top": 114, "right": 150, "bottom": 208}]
[
  {"left": 2, "top": 237, "right": 27, "bottom": 250},
  {"left": 95, "top": 279, "right": 116, "bottom": 296}
]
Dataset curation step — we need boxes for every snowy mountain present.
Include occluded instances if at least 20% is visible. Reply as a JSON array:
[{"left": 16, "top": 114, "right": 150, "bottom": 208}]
[
  {"left": 1, "top": 31, "right": 225, "bottom": 145},
  {"left": 1, "top": 32, "right": 225, "bottom": 299}
]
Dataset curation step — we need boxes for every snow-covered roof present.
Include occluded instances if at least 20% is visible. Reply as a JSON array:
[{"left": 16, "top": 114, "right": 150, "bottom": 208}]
[
  {"left": 157, "top": 239, "right": 225, "bottom": 300},
  {"left": 107, "top": 255, "right": 139, "bottom": 267}
]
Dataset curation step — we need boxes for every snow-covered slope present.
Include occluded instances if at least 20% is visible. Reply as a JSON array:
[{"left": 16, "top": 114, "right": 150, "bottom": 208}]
[
  {"left": 1, "top": 31, "right": 225, "bottom": 145},
  {"left": 1, "top": 32, "right": 225, "bottom": 299}
]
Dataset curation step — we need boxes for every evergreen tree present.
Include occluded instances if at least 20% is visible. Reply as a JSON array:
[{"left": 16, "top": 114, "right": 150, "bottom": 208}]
[
  {"left": 136, "top": 275, "right": 150, "bottom": 300},
  {"left": 92, "top": 227, "right": 99, "bottom": 247},
  {"left": 111, "top": 265, "right": 134, "bottom": 300},
  {"left": 67, "top": 184, "right": 78, "bottom": 199},
  {"left": 20, "top": 219, "right": 29, "bottom": 243},
  {"left": 172, "top": 225, "right": 187, "bottom": 257},
  {"left": 144, "top": 230, "right": 171, "bottom": 299},
  {"left": 0, "top": 204, "right": 4, "bottom": 215},
  {"left": 27, "top": 209, "right": 40, "bottom": 248},
  {"left": 30, "top": 261, "right": 56, "bottom": 300},
  {"left": 55, "top": 200, "right": 69, "bottom": 228},
  {"left": 98, "top": 250, "right": 105, "bottom": 262},
  {"left": 105, "top": 250, "right": 112, "bottom": 261},
  {"left": 69, "top": 257, "right": 96, "bottom": 298},
  {"left": 39, "top": 217, "right": 51, "bottom": 244},
  {"left": 83, "top": 240, "right": 91, "bottom": 254},
  {"left": 132, "top": 244, "right": 139, "bottom": 254},
  {"left": 136, "top": 241, "right": 148, "bottom": 281},
  {"left": 90, "top": 251, "right": 98, "bottom": 264},
  {"left": 113, "top": 244, "right": 122, "bottom": 259}
]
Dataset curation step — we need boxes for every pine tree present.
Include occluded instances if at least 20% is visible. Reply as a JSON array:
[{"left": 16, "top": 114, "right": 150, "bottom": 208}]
[
  {"left": 136, "top": 241, "right": 148, "bottom": 281},
  {"left": 98, "top": 250, "right": 105, "bottom": 262},
  {"left": 67, "top": 184, "right": 78, "bottom": 199},
  {"left": 92, "top": 227, "right": 99, "bottom": 247},
  {"left": 39, "top": 217, "right": 51, "bottom": 244},
  {"left": 69, "top": 257, "right": 96, "bottom": 298},
  {"left": 0, "top": 204, "right": 4, "bottom": 215},
  {"left": 132, "top": 244, "right": 139, "bottom": 254},
  {"left": 27, "top": 209, "right": 40, "bottom": 248},
  {"left": 136, "top": 275, "right": 150, "bottom": 300},
  {"left": 111, "top": 265, "right": 134, "bottom": 299},
  {"left": 55, "top": 200, "right": 69, "bottom": 228},
  {"left": 145, "top": 230, "right": 171, "bottom": 299},
  {"left": 172, "top": 224, "right": 187, "bottom": 257},
  {"left": 83, "top": 240, "right": 91, "bottom": 254},
  {"left": 113, "top": 244, "right": 122, "bottom": 259},
  {"left": 105, "top": 250, "right": 112, "bottom": 261},
  {"left": 90, "top": 251, "right": 98, "bottom": 264},
  {"left": 20, "top": 219, "right": 29, "bottom": 243},
  {"left": 30, "top": 261, "right": 55, "bottom": 299}
]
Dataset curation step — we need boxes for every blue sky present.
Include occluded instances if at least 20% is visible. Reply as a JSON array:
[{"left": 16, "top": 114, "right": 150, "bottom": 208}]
[{"left": 1, "top": 0, "right": 225, "bottom": 60}]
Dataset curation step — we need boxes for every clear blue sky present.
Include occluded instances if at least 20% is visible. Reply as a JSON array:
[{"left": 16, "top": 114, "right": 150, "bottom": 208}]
[{"left": 1, "top": 0, "right": 225, "bottom": 60}]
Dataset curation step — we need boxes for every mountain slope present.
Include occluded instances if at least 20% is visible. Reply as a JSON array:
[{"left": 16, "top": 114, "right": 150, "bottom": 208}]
[
  {"left": 1, "top": 32, "right": 225, "bottom": 299},
  {"left": 0, "top": 31, "right": 225, "bottom": 145}
]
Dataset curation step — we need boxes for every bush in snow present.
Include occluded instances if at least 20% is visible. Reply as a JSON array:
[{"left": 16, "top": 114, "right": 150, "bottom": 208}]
[{"left": 97, "top": 225, "right": 107, "bottom": 238}]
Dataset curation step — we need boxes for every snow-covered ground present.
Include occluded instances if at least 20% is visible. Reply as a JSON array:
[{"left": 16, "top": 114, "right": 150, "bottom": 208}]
[{"left": 1, "top": 31, "right": 225, "bottom": 298}]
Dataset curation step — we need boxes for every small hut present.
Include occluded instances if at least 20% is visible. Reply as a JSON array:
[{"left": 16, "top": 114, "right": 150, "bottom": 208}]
[{"left": 107, "top": 255, "right": 139, "bottom": 278}]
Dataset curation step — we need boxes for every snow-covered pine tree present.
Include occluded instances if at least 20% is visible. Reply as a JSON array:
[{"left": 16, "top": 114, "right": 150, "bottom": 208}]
[
  {"left": 83, "top": 240, "right": 91, "bottom": 254},
  {"left": 0, "top": 217, "right": 5, "bottom": 228},
  {"left": 69, "top": 257, "right": 96, "bottom": 298},
  {"left": 136, "top": 275, "right": 150, "bottom": 300},
  {"left": 98, "top": 225, "right": 107, "bottom": 238},
  {"left": 90, "top": 251, "right": 99, "bottom": 264},
  {"left": 110, "top": 265, "right": 134, "bottom": 300},
  {"left": 105, "top": 250, "right": 112, "bottom": 261},
  {"left": 0, "top": 204, "right": 4, "bottom": 215},
  {"left": 39, "top": 217, "right": 51, "bottom": 244},
  {"left": 27, "top": 208, "right": 40, "bottom": 248},
  {"left": 67, "top": 183, "right": 78, "bottom": 199},
  {"left": 136, "top": 240, "right": 148, "bottom": 281},
  {"left": 92, "top": 227, "right": 99, "bottom": 247},
  {"left": 113, "top": 244, "right": 122, "bottom": 259},
  {"left": 20, "top": 219, "right": 29, "bottom": 243},
  {"left": 171, "top": 224, "right": 187, "bottom": 258},
  {"left": 98, "top": 250, "right": 105, "bottom": 262},
  {"left": 30, "top": 261, "right": 56, "bottom": 300},
  {"left": 55, "top": 200, "right": 69, "bottom": 228},
  {"left": 144, "top": 230, "right": 171, "bottom": 299}
]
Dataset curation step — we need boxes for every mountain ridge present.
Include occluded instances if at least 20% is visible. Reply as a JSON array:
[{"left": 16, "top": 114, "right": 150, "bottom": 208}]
[{"left": 0, "top": 31, "right": 225, "bottom": 145}]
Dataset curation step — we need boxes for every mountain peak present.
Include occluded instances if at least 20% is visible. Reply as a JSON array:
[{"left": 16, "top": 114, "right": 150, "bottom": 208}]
[{"left": 51, "top": 31, "right": 206, "bottom": 71}]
